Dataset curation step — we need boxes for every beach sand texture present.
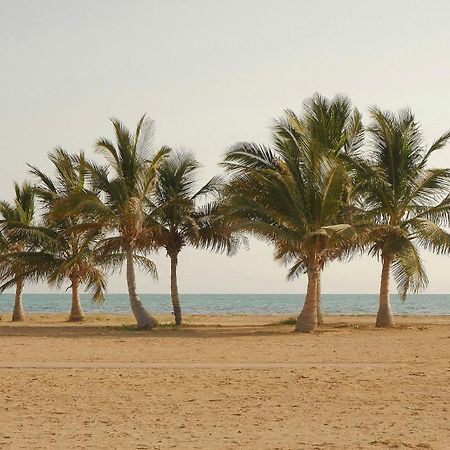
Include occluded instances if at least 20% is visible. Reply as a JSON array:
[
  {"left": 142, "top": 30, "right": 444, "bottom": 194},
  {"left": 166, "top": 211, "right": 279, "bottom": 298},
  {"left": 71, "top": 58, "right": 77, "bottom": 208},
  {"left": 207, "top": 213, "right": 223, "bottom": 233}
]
[{"left": 0, "top": 314, "right": 449, "bottom": 449}]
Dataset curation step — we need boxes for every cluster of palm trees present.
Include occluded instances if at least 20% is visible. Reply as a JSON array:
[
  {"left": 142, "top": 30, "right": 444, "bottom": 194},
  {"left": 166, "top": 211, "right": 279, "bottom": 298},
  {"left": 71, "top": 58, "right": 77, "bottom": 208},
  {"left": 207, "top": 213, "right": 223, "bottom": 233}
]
[
  {"left": 0, "top": 117, "right": 237, "bottom": 328},
  {"left": 1, "top": 93, "right": 449, "bottom": 333}
]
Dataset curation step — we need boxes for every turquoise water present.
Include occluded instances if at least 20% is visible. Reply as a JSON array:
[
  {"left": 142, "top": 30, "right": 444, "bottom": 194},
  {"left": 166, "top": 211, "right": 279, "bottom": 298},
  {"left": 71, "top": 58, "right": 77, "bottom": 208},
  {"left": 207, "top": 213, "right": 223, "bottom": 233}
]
[{"left": 0, "top": 293, "right": 449, "bottom": 315}]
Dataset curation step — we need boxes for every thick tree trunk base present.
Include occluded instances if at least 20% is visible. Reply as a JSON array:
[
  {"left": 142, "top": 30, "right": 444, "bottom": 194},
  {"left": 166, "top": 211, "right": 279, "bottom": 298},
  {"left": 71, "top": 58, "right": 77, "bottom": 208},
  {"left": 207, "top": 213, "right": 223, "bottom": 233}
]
[
  {"left": 12, "top": 309, "right": 25, "bottom": 322},
  {"left": 132, "top": 300, "right": 159, "bottom": 329},
  {"left": 294, "top": 317, "right": 317, "bottom": 333},
  {"left": 295, "top": 308, "right": 318, "bottom": 333},
  {"left": 68, "top": 314, "right": 85, "bottom": 322},
  {"left": 375, "top": 309, "right": 394, "bottom": 328},
  {"left": 135, "top": 316, "right": 159, "bottom": 329}
]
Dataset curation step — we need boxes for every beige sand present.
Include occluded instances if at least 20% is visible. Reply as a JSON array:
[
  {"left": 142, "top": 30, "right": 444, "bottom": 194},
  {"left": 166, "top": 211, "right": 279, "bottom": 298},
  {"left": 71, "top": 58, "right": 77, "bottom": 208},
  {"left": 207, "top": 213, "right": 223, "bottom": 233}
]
[{"left": 0, "top": 313, "right": 449, "bottom": 449}]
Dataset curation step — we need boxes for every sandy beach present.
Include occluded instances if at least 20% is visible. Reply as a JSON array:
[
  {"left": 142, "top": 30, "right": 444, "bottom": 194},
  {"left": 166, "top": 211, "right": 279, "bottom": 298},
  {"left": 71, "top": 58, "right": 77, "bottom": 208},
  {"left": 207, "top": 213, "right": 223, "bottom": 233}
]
[{"left": 0, "top": 313, "right": 449, "bottom": 449}]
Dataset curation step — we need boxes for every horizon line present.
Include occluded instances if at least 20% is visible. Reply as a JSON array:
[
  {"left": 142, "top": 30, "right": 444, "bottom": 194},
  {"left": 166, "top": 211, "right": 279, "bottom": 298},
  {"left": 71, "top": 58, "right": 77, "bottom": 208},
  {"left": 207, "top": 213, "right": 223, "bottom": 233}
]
[{"left": 4, "top": 292, "right": 449, "bottom": 296}]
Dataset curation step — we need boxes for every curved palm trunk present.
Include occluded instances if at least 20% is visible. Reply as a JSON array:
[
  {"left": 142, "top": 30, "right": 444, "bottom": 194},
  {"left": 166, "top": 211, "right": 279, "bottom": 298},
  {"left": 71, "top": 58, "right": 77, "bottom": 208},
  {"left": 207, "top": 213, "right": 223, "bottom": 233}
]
[
  {"left": 295, "top": 267, "right": 319, "bottom": 333},
  {"left": 169, "top": 252, "right": 182, "bottom": 326},
  {"left": 316, "top": 272, "right": 323, "bottom": 326},
  {"left": 12, "top": 277, "right": 25, "bottom": 322},
  {"left": 126, "top": 245, "right": 158, "bottom": 329},
  {"left": 376, "top": 255, "right": 394, "bottom": 328},
  {"left": 69, "top": 277, "right": 85, "bottom": 322}
]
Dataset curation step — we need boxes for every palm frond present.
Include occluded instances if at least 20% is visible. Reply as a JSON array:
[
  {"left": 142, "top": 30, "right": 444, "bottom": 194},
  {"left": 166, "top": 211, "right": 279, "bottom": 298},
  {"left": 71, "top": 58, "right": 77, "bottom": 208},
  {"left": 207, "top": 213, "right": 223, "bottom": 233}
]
[
  {"left": 133, "top": 254, "right": 158, "bottom": 280},
  {"left": 392, "top": 241, "right": 428, "bottom": 301}
]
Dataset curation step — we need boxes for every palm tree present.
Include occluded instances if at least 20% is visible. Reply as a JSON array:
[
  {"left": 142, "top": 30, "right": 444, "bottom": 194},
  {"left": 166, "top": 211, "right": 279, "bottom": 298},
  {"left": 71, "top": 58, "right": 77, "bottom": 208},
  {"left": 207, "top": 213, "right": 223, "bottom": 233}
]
[
  {"left": 25, "top": 149, "right": 107, "bottom": 321},
  {"left": 223, "top": 144, "right": 362, "bottom": 333},
  {"left": 148, "top": 151, "right": 241, "bottom": 325},
  {"left": 0, "top": 183, "right": 36, "bottom": 321},
  {"left": 274, "top": 94, "right": 365, "bottom": 323},
  {"left": 223, "top": 95, "right": 364, "bottom": 332},
  {"left": 53, "top": 116, "right": 169, "bottom": 329},
  {"left": 360, "top": 107, "right": 450, "bottom": 327}
]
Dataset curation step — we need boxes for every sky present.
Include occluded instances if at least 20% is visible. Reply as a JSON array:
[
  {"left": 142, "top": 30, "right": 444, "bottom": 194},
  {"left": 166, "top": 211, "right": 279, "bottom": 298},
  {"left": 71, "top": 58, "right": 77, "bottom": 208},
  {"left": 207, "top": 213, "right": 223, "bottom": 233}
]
[{"left": 1, "top": 0, "right": 450, "bottom": 295}]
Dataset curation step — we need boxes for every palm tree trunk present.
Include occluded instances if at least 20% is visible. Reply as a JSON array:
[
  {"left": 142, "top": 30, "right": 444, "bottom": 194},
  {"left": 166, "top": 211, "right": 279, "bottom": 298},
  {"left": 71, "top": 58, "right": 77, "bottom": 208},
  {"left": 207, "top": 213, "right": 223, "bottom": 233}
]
[
  {"left": 316, "top": 272, "right": 323, "bottom": 325},
  {"left": 126, "top": 244, "right": 158, "bottom": 329},
  {"left": 69, "top": 277, "right": 85, "bottom": 322},
  {"left": 169, "top": 252, "right": 182, "bottom": 326},
  {"left": 295, "top": 267, "right": 319, "bottom": 333},
  {"left": 12, "top": 277, "right": 25, "bottom": 322},
  {"left": 376, "top": 255, "right": 394, "bottom": 328}
]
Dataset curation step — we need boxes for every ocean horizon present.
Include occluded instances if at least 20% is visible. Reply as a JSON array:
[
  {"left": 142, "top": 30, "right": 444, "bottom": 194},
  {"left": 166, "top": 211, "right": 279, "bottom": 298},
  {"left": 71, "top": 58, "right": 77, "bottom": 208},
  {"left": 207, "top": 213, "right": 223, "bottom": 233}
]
[{"left": 1, "top": 293, "right": 449, "bottom": 315}]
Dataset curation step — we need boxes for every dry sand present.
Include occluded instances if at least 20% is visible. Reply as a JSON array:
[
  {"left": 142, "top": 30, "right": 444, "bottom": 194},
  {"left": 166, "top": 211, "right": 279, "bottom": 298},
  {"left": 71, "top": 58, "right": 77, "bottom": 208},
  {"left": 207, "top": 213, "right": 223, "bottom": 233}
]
[{"left": 0, "top": 313, "right": 449, "bottom": 449}]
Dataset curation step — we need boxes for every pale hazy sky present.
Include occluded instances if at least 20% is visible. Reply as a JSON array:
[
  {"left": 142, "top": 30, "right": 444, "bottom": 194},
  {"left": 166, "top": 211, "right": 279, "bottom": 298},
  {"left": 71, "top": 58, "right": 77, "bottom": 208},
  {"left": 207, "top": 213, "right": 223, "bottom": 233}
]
[{"left": 1, "top": 0, "right": 450, "bottom": 294}]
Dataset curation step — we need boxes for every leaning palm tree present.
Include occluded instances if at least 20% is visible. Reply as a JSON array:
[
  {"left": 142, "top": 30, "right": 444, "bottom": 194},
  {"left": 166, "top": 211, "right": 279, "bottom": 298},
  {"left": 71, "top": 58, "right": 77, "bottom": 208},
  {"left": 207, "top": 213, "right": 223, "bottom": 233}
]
[
  {"left": 0, "top": 183, "right": 36, "bottom": 321},
  {"left": 359, "top": 107, "right": 450, "bottom": 327},
  {"left": 148, "top": 151, "right": 241, "bottom": 325},
  {"left": 53, "top": 116, "right": 169, "bottom": 329}
]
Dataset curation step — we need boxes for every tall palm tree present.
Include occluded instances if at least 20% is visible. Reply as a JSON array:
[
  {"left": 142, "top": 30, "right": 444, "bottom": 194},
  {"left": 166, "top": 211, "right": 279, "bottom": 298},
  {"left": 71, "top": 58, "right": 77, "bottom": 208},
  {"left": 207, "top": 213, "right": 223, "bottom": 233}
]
[
  {"left": 223, "top": 95, "right": 364, "bottom": 332},
  {"left": 53, "top": 116, "right": 169, "bottom": 329},
  {"left": 274, "top": 94, "right": 365, "bottom": 323},
  {"left": 0, "top": 183, "right": 36, "bottom": 321},
  {"left": 223, "top": 146, "right": 362, "bottom": 333},
  {"left": 148, "top": 151, "right": 241, "bottom": 325},
  {"left": 360, "top": 107, "right": 450, "bottom": 327}
]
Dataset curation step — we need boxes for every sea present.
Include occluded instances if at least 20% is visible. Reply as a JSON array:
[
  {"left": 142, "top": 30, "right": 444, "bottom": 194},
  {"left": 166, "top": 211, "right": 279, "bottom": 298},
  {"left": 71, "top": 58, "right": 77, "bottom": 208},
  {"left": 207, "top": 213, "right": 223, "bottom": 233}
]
[{"left": 0, "top": 293, "right": 449, "bottom": 315}]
